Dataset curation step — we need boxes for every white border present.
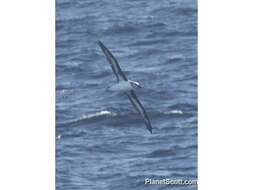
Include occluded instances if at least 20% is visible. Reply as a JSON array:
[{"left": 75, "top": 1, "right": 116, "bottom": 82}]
[
  {"left": 0, "top": 0, "right": 55, "bottom": 189},
  {"left": 199, "top": 0, "right": 253, "bottom": 189}
]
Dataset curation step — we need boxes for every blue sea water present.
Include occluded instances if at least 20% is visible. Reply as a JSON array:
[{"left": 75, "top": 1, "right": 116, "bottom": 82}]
[{"left": 56, "top": 0, "right": 197, "bottom": 189}]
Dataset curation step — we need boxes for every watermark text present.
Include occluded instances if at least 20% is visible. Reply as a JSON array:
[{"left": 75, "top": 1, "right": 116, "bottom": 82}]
[{"left": 144, "top": 178, "right": 198, "bottom": 186}]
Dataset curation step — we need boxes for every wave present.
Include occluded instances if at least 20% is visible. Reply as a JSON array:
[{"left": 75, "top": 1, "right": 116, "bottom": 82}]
[
  {"left": 168, "top": 54, "right": 186, "bottom": 61},
  {"left": 128, "top": 38, "right": 167, "bottom": 47},
  {"left": 57, "top": 107, "right": 190, "bottom": 129},
  {"left": 176, "top": 7, "right": 197, "bottom": 16},
  {"left": 57, "top": 110, "right": 117, "bottom": 128},
  {"left": 81, "top": 110, "right": 117, "bottom": 119},
  {"left": 103, "top": 23, "right": 140, "bottom": 35},
  {"left": 164, "top": 110, "right": 184, "bottom": 115},
  {"left": 145, "top": 145, "right": 197, "bottom": 158}
]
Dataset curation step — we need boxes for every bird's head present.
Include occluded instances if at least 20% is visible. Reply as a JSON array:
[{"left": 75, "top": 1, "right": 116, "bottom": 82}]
[{"left": 129, "top": 80, "right": 143, "bottom": 88}]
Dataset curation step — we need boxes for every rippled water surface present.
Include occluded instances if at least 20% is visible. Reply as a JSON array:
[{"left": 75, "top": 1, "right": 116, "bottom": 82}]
[{"left": 56, "top": 0, "right": 197, "bottom": 189}]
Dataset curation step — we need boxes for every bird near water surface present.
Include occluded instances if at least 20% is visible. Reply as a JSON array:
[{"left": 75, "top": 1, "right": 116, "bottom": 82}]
[{"left": 98, "top": 40, "right": 153, "bottom": 133}]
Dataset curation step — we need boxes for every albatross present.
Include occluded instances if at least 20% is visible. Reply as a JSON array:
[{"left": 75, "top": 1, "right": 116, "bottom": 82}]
[{"left": 98, "top": 40, "right": 152, "bottom": 133}]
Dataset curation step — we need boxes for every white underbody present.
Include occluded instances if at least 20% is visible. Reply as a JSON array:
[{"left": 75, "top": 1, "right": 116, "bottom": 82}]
[{"left": 108, "top": 81, "right": 133, "bottom": 92}]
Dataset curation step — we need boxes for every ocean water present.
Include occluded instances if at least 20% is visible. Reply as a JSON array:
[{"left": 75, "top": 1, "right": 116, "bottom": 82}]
[{"left": 56, "top": 0, "right": 197, "bottom": 189}]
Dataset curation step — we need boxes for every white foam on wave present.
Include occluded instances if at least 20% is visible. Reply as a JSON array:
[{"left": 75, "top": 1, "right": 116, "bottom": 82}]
[
  {"left": 165, "top": 110, "right": 184, "bottom": 115},
  {"left": 80, "top": 110, "right": 117, "bottom": 120},
  {"left": 56, "top": 89, "right": 73, "bottom": 96},
  {"left": 168, "top": 54, "right": 186, "bottom": 61},
  {"left": 60, "top": 61, "right": 82, "bottom": 68},
  {"left": 56, "top": 134, "right": 61, "bottom": 140}
]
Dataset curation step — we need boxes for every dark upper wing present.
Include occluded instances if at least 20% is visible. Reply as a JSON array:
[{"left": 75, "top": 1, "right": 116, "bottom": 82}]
[
  {"left": 98, "top": 40, "right": 128, "bottom": 82},
  {"left": 126, "top": 90, "right": 152, "bottom": 133}
]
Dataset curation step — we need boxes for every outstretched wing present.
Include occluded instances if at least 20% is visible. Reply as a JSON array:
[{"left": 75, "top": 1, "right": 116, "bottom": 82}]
[
  {"left": 126, "top": 90, "right": 152, "bottom": 133},
  {"left": 98, "top": 40, "right": 128, "bottom": 82}
]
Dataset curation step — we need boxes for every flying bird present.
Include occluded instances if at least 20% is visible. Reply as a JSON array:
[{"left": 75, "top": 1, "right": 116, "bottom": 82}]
[{"left": 98, "top": 40, "right": 152, "bottom": 133}]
